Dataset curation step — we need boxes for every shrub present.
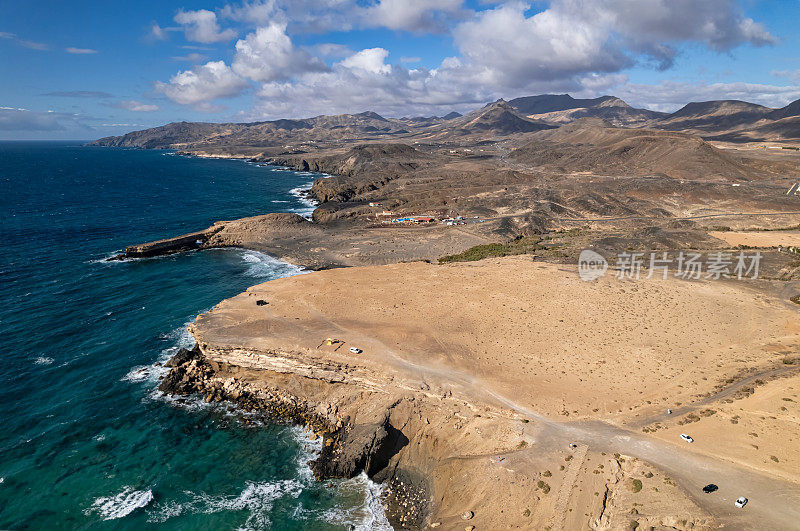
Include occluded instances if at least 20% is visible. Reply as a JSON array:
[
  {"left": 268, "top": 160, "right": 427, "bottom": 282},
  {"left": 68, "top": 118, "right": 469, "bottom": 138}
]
[
  {"left": 438, "top": 236, "right": 543, "bottom": 263},
  {"left": 631, "top": 479, "right": 642, "bottom": 493}
]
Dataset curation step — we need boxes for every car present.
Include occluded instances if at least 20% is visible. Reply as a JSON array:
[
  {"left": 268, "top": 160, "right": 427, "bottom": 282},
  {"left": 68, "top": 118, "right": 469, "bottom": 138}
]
[
  {"left": 680, "top": 433, "right": 694, "bottom": 443},
  {"left": 702, "top": 484, "right": 718, "bottom": 493},
  {"left": 735, "top": 497, "right": 748, "bottom": 508},
  {"left": 349, "top": 347, "right": 362, "bottom": 354}
]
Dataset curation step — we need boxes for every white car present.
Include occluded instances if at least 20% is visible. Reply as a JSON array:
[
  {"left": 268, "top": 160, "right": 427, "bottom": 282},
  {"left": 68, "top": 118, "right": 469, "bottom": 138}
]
[
  {"left": 680, "top": 433, "right": 694, "bottom": 443},
  {"left": 349, "top": 347, "right": 362, "bottom": 354},
  {"left": 734, "top": 497, "right": 748, "bottom": 508}
]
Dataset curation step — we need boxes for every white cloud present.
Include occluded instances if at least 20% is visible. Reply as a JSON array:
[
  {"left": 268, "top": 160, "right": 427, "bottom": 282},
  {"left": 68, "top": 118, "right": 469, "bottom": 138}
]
[
  {"left": 361, "top": 0, "right": 466, "bottom": 33},
  {"left": 175, "top": 9, "right": 237, "bottom": 43},
  {"left": 154, "top": 0, "right": 783, "bottom": 118},
  {"left": 112, "top": 100, "right": 159, "bottom": 112},
  {"left": 155, "top": 61, "right": 249, "bottom": 107},
  {"left": 0, "top": 107, "right": 85, "bottom": 131},
  {"left": 148, "top": 23, "right": 169, "bottom": 41},
  {"left": 339, "top": 48, "right": 391, "bottom": 75},
  {"left": 65, "top": 47, "right": 98, "bottom": 54},
  {"left": 231, "top": 22, "right": 328, "bottom": 82},
  {"left": 610, "top": 81, "right": 800, "bottom": 112},
  {"left": 171, "top": 52, "right": 207, "bottom": 63},
  {"left": 1, "top": 32, "right": 49, "bottom": 50},
  {"left": 310, "top": 43, "right": 353, "bottom": 59},
  {"left": 772, "top": 70, "right": 800, "bottom": 84}
]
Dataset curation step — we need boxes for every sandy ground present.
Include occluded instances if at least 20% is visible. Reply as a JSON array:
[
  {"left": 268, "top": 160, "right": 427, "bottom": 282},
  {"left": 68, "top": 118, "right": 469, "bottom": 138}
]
[
  {"left": 190, "top": 256, "right": 800, "bottom": 528},
  {"left": 199, "top": 257, "right": 800, "bottom": 422},
  {"left": 710, "top": 230, "right": 800, "bottom": 248}
]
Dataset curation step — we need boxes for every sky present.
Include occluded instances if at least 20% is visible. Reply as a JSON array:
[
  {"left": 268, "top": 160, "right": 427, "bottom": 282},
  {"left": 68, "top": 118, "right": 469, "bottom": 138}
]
[{"left": 2, "top": 0, "right": 800, "bottom": 140}]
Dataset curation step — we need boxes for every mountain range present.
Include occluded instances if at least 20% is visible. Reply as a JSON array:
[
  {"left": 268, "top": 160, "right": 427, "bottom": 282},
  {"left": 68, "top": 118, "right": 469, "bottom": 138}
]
[{"left": 92, "top": 93, "right": 800, "bottom": 150}]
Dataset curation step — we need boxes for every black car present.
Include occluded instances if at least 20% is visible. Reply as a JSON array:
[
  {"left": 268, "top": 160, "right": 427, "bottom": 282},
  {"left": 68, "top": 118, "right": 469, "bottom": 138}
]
[{"left": 702, "top": 484, "right": 719, "bottom": 493}]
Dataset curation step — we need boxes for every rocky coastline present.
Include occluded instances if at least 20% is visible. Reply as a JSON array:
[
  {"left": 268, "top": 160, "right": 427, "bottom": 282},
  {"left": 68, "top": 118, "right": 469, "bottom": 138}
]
[{"left": 158, "top": 344, "right": 430, "bottom": 529}]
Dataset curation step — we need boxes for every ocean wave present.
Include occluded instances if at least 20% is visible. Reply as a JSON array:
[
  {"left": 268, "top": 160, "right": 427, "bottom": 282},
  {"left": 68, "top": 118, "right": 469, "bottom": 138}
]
[
  {"left": 288, "top": 425, "right": 323, "bottom": 485},
  {"left": 238, "top": 249, "right": 307, "bottom": 279},
  {"left": 286, "top": 428, "right": 391, "bottom": 530},
  {"left": 121, "top": 363, "right": 166, "bottom": 383},
  {"left": 147, "top": 479, "right": 302, "bottom": 529},
  {"left": 86, "top": 487, "right": 153, "bottom": 520},
  {"left": 288, "top": 185, "right": 317, "bottom": 220},
  {"left": 322, "top": 473, "right": 392, "bottom": 530},
  {"left": 34, "top": 356, "right": 54, "bottom": 365}
]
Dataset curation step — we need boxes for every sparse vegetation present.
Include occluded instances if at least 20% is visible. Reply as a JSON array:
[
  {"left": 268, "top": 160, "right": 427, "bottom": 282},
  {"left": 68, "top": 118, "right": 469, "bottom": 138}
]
[
  {"left": 438, "top": 236, "right": 543, "bottom": 263},
  {"left": 537, "top": 480, "right": 551, "bottom": 493},
  {"left": 791, "top": 295, "right": 800, "bottom": 305},
  {"left": 631, "top": 479, "right": 642, "bottom": 493},
  {"left": 523, "top": 508, "right": 531, "bottom": 517},
  {"left": 770, "top": 455, "right": 779, "bottom": 463}
]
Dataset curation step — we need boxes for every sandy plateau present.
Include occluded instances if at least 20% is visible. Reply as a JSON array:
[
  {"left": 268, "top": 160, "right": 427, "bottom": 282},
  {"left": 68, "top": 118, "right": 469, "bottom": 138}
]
[{"left": 179, "top": 257, "right": 800, "bottom": 529}]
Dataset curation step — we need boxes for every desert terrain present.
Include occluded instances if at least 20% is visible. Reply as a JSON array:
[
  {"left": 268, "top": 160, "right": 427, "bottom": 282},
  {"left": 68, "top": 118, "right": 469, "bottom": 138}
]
[
  {"left": 102, "top": 93, "right": 800, "bottom": 529},
  {"left": 179, "top": 257, "right": 800, "bottom": 529}
]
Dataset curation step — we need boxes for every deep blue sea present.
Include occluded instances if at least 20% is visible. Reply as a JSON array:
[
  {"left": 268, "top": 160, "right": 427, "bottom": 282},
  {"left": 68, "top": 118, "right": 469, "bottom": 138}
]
[{"left": 0, "top": 142, "right": 389, "bottom": 529}]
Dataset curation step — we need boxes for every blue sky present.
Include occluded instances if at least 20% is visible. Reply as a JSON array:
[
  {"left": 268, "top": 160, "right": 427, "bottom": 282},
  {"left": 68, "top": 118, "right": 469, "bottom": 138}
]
[{"left": 1, "top": 0, "right": 799, "bottom": 140}]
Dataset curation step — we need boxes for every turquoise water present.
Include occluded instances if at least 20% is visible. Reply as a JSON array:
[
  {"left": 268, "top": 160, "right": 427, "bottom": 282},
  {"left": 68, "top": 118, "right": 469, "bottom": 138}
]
[{"left": 0, "top": 143, "right": 388, "bottom": 529}]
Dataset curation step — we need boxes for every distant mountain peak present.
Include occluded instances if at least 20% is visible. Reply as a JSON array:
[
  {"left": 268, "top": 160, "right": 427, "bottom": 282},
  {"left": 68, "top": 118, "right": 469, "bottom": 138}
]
[{"left": 356, "top": 111, "right": 388, "bottom": 121}]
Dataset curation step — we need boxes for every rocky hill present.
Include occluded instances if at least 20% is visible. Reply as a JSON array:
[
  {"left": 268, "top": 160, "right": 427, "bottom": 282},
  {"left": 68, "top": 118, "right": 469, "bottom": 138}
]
[
  {"left": 508, "top": 94, "right": 666, "bottom": 126},
  {"left": 652, "top": 98, "right": 800, "bottom": 141},
  {"left": 509, "top": 118, "right": 765, "bottom": 180},
  {"left": 442, "top": 100, "right": 556, "bottom": 136}
]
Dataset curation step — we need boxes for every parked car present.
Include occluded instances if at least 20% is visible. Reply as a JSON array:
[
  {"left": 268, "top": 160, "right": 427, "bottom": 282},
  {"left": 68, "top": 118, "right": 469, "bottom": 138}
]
[
  {"left": 680, "top": 433, "right": 694, "bottom": 443},
  {"left": 735, "top": 497, "right": 748, "bottom": 508},
  {"left": 349, "top": 347, "right": 362, "bottom": 354},
  {"left": 702, "top": 484, "right": 718, "bottom": 493}
]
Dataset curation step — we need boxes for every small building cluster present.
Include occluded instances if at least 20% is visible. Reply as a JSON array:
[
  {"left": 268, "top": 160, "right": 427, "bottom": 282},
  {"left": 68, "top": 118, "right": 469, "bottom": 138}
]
[{"left": 391, "top": 216, "right": 436, "bottom": 224}]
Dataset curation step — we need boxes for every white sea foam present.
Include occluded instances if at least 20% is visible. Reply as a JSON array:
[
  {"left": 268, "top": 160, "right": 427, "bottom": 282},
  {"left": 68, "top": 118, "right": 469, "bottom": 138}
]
[
  {"left": 322, "top": 473, "right": 392, "bottom": 531},
  {"left": 147, "top": 479, "right": 302, "bottom": 529},
  {"left": 288, "top": 425, "right": 323, "bottom": 485},
  {"left": 34, "top": 356, "right": 54, "bottom": 365},
  {"left": 287, "top": 428, "right": 391, "bottom": 530},
  {"left": 288, "top": 185, "right": 317, "bottom": 220},
  {"left": 121, "top": 364, "right": 162, "bottom": 383},
  {"left": 86, "top": 487, "right": 153, "bottom": 520},
  {"left": 238, "top": 249, "right": 307, "bottom": 279}
]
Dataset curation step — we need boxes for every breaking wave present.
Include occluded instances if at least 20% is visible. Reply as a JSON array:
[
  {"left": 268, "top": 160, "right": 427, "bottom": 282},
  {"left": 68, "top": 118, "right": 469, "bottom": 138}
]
[{"left": 86, "top": 487, "right": 154, "bottom": 520}]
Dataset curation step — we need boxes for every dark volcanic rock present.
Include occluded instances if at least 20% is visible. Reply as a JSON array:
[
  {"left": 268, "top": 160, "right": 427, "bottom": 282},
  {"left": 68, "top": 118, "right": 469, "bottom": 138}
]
[
  {"left": 158, "top": 344, "right": 202, "bottom": 394},
  {"left": 311, "top": 414, "right": 408, "bottom": 479}
]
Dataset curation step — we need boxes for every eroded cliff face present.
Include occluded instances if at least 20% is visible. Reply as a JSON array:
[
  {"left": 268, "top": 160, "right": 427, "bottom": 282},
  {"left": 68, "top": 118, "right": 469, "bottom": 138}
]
[{"left": 158, "top": 342, "right": 434, "bottom": 528}]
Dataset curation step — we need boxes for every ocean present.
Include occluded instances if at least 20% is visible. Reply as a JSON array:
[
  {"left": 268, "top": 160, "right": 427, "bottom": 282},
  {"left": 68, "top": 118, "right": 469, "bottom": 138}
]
[{"left": 0, "top": 142, "right": 390, "bottom": 529}]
